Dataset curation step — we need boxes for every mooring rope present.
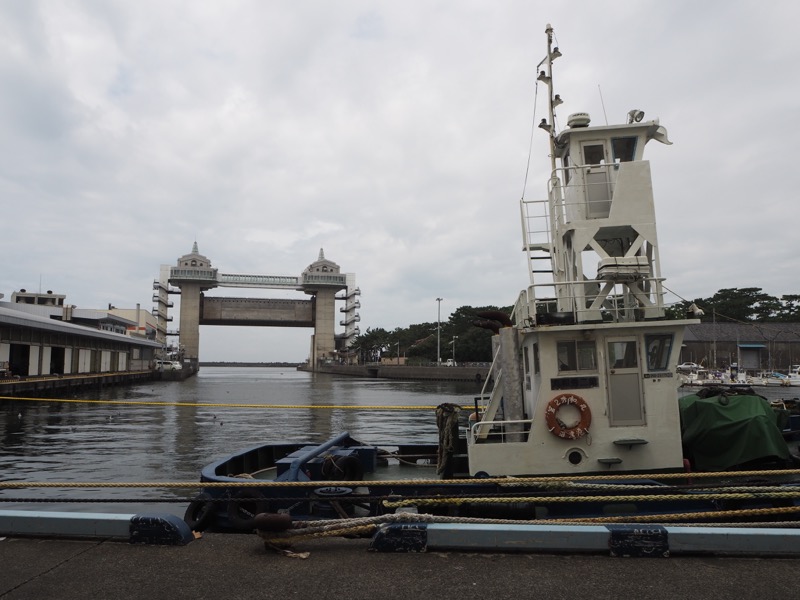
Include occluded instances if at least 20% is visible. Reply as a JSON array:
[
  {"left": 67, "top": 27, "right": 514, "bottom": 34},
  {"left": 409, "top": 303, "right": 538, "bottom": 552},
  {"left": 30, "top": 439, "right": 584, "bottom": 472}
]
[
  {"left": 2, "top": 465, "right": 800, "bottom": 490},
  {"left": 256, "top": 507, "right": 800, "bottom": 544},
  {"left": 381, "top": 490, "right": 800, "bottom": 508}
]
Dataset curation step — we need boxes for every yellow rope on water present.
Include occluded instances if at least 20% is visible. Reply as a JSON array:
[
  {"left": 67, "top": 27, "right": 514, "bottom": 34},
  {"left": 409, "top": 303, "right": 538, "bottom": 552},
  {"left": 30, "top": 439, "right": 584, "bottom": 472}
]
[{"left": 0, "top": 395, "right": 478, "bottom": 411}]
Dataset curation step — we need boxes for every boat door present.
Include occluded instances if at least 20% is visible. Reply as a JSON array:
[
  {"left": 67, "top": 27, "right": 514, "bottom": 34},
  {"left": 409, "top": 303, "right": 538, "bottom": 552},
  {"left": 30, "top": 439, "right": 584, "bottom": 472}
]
[
  {"left": 606, "top": 337, "right": 645, "bottom": 426},
  {"left": 581, "top": 141, "right": 612, "bottom": 218}
]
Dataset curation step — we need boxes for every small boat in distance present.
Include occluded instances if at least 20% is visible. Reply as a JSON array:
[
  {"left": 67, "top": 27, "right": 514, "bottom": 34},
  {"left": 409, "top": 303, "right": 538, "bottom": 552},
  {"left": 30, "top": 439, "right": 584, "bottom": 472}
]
[{"left": 189, "top": 24, "right": 800, "bottom": 533}]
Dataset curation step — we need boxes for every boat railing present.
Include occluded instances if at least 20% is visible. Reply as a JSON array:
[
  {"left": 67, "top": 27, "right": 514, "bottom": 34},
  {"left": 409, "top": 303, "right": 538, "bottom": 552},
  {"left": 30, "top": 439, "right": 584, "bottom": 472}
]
[
  {"left": 468, "top": 418, "right": 532, "bottom": 445},
  {"left": 547, "top": 162, "right": 652, "bottom": 227},
  {"left": 522, "top": 276, "right": 667, "bottom": 326}
]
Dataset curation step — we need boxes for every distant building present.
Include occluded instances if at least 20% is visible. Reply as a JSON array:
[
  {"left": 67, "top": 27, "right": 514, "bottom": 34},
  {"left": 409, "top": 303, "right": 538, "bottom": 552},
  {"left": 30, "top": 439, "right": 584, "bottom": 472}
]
[
  {"left": 682, "top": 322, "right": 800, "bottom": 371},
  {"left": 0, "top": 290, "right": 161, "bottom": 377}
]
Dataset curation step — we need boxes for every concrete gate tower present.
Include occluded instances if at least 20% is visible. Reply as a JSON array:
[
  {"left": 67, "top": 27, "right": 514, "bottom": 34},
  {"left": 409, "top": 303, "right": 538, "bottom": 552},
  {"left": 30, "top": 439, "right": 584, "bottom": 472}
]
[
  {"left": 173, "top": 243, "right": 218, "bottom": 367},
  {"left": 302, "top": 249, "right": 343, "bottom": 366},
  {"left": 155, "top": 245, "right": 358, "bottom": 371}
]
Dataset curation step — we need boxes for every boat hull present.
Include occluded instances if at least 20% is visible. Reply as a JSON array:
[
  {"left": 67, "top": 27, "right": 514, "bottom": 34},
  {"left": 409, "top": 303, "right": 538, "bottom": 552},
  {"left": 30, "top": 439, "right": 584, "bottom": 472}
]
[{"left": 188, "top": 432, "right": 800, "bottom": 533}]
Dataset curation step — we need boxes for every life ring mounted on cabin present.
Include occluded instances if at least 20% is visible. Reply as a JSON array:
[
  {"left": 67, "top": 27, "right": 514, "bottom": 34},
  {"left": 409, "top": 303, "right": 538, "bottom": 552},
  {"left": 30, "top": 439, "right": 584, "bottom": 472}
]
[{"left": 545, "top": 393, "right": 592, "bottom": 440}]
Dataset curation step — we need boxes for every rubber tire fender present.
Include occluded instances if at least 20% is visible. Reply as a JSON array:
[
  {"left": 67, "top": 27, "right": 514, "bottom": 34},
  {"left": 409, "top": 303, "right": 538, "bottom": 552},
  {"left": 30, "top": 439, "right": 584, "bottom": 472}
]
[
  {"left": 227, "top": 489, "right": 269, "bottom": 530},
  {"left": 183, "top": 492, "right": 216, "bottom": 532}
]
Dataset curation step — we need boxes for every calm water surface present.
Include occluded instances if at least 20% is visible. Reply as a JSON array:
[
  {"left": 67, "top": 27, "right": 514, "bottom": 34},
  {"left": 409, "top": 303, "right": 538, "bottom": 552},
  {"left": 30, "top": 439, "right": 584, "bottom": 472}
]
[
  {"left": 0, "top": 367, "right": 481, "bottom": 516},
  {"left": 2, "top": 368, "right": 796, "bottom": 517}
]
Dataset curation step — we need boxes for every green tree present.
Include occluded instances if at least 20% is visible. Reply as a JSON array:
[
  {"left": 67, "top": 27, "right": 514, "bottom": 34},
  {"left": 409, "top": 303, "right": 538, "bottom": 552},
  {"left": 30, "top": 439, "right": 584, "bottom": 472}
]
[
  {"left": 704, "top": 288, "right": 779, "bottom": 322},
  {"left": 776, "top": 295, "right": 800, "bottom": 322}
]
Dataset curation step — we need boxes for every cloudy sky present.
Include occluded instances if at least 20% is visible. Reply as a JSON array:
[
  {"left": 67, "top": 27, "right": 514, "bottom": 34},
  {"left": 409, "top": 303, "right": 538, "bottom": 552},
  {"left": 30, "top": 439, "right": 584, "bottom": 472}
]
[{"left": 1, "top": 1, "right": 797, "bottom": 362}]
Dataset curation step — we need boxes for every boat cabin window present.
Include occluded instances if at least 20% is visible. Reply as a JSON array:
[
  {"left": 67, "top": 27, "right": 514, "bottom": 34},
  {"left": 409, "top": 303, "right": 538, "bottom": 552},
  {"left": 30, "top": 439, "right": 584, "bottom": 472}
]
[
  {"left": 612, "top": 137, "right": 637, "bottom": 162},
  {"left": 562, "top": 152, "right": 571, "bottom": 184},
  {"left": 608, "top": 340, "right": 638, "bottom": 369},
  {"left": 582, "top": 144, "right": 605, "bottom": 165},
  {"left": 557, "top": 340, "right": 597, "bottom": 372},
  {"left": 533, "top": 343, "right": 540, "bottom": 374},
  {"left": 645, "top": 334, "right": 674, "bottom": 371}
]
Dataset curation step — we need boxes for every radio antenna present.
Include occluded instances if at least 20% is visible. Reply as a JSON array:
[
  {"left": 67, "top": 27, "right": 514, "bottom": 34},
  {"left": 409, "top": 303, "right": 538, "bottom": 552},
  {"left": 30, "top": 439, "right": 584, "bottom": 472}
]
[{"left": 597, "top": 84, "right": 609, "bottom": 125}]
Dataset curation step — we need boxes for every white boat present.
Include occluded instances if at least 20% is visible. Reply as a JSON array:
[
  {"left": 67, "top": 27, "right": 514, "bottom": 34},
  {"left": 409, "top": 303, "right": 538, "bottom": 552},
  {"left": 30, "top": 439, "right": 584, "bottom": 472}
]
[
  {"left": 466, "top": 24, "right": 698, "bottom": 476},
  {"left": 788, "top": 365, "right": 800, "bottom": 386},
  {"left": 750, "top": 372, "right": 792, "bottom": 387}
]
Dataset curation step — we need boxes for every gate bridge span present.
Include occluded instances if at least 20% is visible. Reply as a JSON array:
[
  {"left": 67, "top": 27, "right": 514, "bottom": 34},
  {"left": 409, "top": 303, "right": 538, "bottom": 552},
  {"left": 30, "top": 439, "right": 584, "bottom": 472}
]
[{"left": 153, "top": 245, "right": 359, "bottom": 371}]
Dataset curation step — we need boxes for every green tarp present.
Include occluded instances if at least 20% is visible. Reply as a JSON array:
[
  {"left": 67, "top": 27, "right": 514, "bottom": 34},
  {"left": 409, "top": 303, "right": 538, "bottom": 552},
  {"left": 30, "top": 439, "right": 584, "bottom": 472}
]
[{"left": 679, "top": 390, "right": 790, "bottom": 471}]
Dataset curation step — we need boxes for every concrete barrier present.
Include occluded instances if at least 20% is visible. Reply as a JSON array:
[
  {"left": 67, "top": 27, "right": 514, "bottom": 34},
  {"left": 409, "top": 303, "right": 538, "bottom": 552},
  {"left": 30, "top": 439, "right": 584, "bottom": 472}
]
[{"left": 0, "top": 510, "right": 194, "bottom": 545}]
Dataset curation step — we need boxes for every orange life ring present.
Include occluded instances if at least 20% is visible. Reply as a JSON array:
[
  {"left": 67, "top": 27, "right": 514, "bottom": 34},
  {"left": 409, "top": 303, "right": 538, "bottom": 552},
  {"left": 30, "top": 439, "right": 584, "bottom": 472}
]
[{"left": 545, "top": 393, "right": 592, "bottom": 440}]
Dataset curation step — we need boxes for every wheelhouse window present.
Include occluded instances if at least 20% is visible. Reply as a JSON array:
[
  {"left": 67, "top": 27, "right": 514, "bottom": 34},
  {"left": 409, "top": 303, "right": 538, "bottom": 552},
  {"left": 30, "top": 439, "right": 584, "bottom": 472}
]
[
  {"left": 608, "top": 340, "right": 638, "bottom": 369},
  {"left": 557, "top": 340, "right": 597, "bottom": 372},
  {"left": 582, "top": 144, "right": 605, "bottom": 165},
  {"left": 611, "top": 137, "right": 637, "bottom": 162},
  {"left": 645, "top": 334, "right": 674, "bottom": 371}
]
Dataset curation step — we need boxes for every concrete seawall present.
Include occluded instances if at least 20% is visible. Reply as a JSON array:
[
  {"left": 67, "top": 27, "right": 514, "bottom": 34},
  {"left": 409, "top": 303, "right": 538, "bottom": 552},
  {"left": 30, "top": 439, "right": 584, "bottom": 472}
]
[
  {"left": 307, "top": 364, "right": 491, "bottom": 383},
  {"left": 0, "top": 370, "right": 156, "bottom": 395}
]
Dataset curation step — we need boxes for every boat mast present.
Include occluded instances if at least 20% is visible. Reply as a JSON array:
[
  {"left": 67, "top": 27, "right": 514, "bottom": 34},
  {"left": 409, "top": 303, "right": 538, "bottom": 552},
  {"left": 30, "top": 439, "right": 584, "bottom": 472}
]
[{"left": 541, "top": 24, "right": 558, "bottom": 175}]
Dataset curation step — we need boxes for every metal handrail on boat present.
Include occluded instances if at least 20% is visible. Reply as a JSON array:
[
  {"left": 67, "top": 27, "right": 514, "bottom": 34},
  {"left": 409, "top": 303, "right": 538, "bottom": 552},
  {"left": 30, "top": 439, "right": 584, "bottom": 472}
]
[{"left": 469, "top": 418, "right": 533, "bottom": 444}]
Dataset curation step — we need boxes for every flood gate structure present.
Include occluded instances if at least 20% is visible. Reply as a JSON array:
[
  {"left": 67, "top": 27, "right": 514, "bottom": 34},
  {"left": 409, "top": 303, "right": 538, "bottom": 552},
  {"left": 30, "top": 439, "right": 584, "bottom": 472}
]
[{"left": 153, "top": 245, "right": 359, "bottom": 371}]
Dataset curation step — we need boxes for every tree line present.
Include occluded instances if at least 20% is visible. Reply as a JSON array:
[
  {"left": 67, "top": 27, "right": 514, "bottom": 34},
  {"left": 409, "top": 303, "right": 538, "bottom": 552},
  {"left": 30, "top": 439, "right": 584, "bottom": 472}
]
[
  {"left": 349, "top": 304, "right": 512, "bottom": 364},
  {"left": 666, "top": 288, "right": 800, "bottom": 323},
  {"left": 349, "top": 288, "right": 798, "bottom": 364}
]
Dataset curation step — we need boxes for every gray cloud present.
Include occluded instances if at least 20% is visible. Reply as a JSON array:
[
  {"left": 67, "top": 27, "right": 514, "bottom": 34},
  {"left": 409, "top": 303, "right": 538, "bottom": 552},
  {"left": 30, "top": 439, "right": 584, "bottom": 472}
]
[{"left": 1, "top": 1, "right": 797, "bottom": 361}]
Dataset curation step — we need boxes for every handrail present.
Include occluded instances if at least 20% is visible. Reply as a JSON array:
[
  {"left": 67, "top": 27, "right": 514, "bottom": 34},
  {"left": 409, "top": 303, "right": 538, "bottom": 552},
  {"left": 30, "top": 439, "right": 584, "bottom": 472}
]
[{"left": 470, "top": 418, "right": 532, "bottom": 444}]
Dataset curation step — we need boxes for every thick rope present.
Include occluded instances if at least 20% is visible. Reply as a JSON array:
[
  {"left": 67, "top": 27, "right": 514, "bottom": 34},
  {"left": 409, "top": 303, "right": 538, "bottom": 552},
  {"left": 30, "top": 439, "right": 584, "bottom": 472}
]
[
  {"left": 3, "top": 466, "right": 800, "bottom": 489},
  {"left": 382, "top": 490, "right": 800, "bottom": 508},
  {"left": 256, "top": 507, "right": 800, "bottom": 544},
  {"left": 436, "top": 403, "right": 461, "bottom": 477}
]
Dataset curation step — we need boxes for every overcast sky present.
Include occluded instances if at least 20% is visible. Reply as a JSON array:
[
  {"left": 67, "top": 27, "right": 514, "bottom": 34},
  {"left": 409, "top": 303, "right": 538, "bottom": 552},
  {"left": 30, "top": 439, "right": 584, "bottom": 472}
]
[{"left": 1, "top": 1, "right": 797, "bottom": 362}]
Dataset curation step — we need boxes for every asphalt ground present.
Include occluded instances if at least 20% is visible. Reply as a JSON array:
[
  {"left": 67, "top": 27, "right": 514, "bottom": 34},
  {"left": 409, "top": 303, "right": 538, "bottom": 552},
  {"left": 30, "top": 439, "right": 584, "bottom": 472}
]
[{"left": 1, "top": 532, "right": 799, "bottom": 600}]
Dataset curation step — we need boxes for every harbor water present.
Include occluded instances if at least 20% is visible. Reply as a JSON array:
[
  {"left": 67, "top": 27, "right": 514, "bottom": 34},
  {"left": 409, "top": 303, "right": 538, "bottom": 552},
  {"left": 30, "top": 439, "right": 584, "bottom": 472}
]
[
  {"left": 0, "top": 367, "right": 483, "bottom": 517},
  {"left": 1, "top": 367, "right": 797, "bottom": 518}
]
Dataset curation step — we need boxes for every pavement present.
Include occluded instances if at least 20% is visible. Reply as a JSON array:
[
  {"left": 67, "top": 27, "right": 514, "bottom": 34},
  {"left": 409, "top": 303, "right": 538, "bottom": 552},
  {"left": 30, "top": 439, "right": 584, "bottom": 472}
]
[{"left": 2, "top": 532, "right": 799, "bottom": 600}]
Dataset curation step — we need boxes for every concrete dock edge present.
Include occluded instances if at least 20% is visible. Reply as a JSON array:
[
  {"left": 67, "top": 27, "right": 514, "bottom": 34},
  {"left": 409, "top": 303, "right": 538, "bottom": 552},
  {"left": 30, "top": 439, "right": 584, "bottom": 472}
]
[
  {"left": 0, "top": 510, "right": 194, "bottom": 545},
  {"left": 370, "top": 522, "right": 800, "bottom": 557}
]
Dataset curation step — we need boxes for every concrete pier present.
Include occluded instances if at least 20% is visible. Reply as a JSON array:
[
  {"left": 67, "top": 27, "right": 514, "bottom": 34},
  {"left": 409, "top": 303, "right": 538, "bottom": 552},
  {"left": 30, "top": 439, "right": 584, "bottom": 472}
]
[
  {"left": 2, "top": 533, "right": 798, "bottom": 600},
  {"left": 308, "top": 364, "right": 491, "bottom": 383},
  {"left": 0, "top": 370, "right": 155, "bottom": 395}
]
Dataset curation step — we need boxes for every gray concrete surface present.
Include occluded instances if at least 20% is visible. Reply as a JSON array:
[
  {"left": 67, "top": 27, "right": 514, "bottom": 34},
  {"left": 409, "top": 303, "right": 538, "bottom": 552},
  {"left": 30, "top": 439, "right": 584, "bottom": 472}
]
[{"left": 1, "top": 532, "right": 798, "bottom": 600}]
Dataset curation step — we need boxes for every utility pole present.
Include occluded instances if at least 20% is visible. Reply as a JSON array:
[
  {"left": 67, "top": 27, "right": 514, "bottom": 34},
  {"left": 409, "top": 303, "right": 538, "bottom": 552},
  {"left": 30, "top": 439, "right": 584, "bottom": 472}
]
[{"left": 436, "top": 297, "right": 443, "bottom": 365}]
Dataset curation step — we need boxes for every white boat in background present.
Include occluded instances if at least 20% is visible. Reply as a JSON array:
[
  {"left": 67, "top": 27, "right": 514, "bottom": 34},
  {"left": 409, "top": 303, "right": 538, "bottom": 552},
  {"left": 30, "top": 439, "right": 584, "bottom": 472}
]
[
  {"left": 789, "top": 365, "right": 800, "bottom": 386},
  {"left": 751, "top": 372, "right": 792, "bottom": 387}
]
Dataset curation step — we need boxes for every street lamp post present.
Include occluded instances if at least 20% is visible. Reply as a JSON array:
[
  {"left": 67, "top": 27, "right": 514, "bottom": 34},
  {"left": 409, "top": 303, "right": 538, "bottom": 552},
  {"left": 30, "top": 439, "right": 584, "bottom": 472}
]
[
  {"left": 451, "top": 335, "right": 458, "bottom": 364},
  {"left": 436, "top": 297, "right": 443, "bottom": 365}
]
